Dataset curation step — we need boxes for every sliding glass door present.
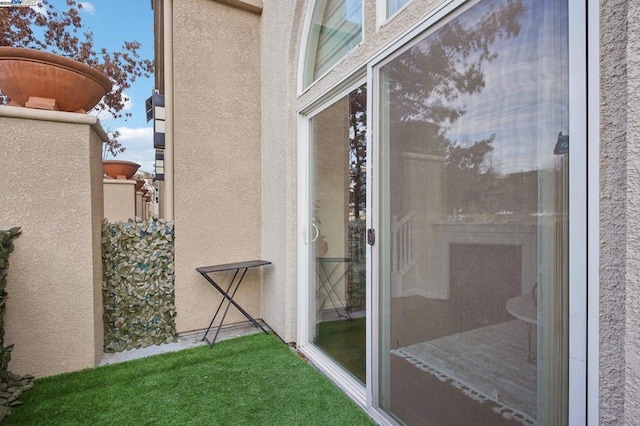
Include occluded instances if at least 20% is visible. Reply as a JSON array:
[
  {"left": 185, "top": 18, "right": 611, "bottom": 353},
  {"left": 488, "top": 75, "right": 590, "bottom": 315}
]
[
  {"left": 375, "top": 0, "right": 569, "bottom": 424},
  {"left": 308, "top": 84, "right": 368, "bottom": 384},
  {"left": 298, "top": 0, "right": 584, "bottom": 423}
]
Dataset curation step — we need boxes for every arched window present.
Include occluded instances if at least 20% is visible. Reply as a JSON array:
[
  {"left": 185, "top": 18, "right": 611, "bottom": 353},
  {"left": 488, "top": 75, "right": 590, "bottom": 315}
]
[{"left": 302, "top": 0, "right": 363, "bottom": 89}]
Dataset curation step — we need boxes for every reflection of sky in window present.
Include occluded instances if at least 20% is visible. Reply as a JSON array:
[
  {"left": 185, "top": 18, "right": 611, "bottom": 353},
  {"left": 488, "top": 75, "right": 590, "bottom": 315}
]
[
  {"left": 442, "top": 0, "right": 568, "bottom": 174},
  {"left": 346, "top": 0, "right": 362, "bottom": 24},
  {"left": 388, "top": 0, "right": 410, "bottom": 17}
]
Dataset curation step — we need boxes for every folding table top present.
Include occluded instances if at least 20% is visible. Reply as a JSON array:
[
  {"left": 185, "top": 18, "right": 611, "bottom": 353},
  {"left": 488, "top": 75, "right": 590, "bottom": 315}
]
[{"left": 196, "top": 260, "right": 271, "bottom": 274}]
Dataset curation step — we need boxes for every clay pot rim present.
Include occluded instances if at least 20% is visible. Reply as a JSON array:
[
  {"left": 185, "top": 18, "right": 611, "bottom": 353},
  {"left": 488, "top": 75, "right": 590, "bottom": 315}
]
[
  {"left": 103, "top": 159, "right": 141, "bottom": 166},
  {"left": 102, "top": 159, "right": 141, "bottom": 180},
  {"left": 0, "top": 47, "right": 112, "bottom": 92}
]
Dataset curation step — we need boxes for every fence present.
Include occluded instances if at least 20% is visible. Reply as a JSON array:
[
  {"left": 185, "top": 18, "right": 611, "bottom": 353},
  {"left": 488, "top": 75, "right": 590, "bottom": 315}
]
[{"left": 102, "top": 219, "right": 176, "bottom": 352}]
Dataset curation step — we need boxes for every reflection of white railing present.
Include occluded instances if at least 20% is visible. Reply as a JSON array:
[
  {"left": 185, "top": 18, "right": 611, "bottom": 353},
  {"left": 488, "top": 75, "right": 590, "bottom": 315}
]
[{"left": 392, "top": 212, "right": 415, "bottom": 274}]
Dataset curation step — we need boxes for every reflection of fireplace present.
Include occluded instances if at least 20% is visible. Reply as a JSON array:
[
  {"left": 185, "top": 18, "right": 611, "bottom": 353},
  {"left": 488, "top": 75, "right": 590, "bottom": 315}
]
[
  {"left": 450, "top": 243, "right": 522, "bottom": 328},
  {"left": 431, "top": 222, "right": 537, "bottom": 300}
]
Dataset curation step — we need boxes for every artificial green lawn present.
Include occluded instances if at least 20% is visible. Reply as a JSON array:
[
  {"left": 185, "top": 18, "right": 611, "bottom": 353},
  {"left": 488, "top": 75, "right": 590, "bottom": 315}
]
[
  {"left": 6, "top": 333, "right": 374, "bottom": 426},
  {"left": 315, "top": 318, "right": 366, "bottom": 383}
]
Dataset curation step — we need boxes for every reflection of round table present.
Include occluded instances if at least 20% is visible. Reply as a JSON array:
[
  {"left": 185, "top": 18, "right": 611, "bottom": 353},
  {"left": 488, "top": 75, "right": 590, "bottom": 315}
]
[
  {"left": 506, "top": 294, "right": 537, "bottom": 324},
  {"left": 506, "top": 294, "right": 537, "bottom": 361}
]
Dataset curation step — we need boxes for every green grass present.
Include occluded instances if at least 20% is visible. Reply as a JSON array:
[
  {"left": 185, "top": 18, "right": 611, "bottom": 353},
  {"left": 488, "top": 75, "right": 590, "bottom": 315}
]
[
  {"left": 315, "top": 318, "right": 366, "bottom": 383},
  {"left": 6, "top": 334, "right": 374, "bottom": 426}
]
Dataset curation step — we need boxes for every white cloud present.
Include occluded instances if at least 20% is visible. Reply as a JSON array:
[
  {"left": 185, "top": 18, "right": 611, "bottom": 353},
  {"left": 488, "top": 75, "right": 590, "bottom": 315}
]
[
  {"left": 122, "top": 92, "right": 133, "bottom": 111},
  {"left": 79, "top": 2, "right": 96, "bottom": 14},
  {"left": 116, "top": 127, "right": 153, "bottom": 142},
  {"left": 110, "top": 126, "right": 156, "bottom": 173}
]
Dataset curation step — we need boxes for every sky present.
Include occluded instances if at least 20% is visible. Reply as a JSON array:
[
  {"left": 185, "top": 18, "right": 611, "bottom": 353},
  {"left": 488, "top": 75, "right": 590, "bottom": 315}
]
[
  {"left": 438, "top": 0, "right": 569, "bottom": 174},
  {"left": 46, "top": 0, "right": 156, "bottom": 172}
]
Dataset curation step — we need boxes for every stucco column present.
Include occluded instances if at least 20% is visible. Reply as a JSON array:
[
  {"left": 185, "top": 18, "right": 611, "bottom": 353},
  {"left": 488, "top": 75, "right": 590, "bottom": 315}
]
[
  {"left": 0, "top": 106, "right": 105, "bottom": 378},
  {"left": 103, "top": 179, "right": 137, "bottom": 222}
]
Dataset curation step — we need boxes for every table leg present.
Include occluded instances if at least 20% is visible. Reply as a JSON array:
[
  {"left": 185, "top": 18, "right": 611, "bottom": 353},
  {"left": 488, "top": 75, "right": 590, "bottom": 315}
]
[
  {"left": 316, "top": 261, "right": 353, "bottom": 320},
  {"left": 202, "top": 269, "right": 240, "bottom": 346},
  {"left": 201, "top": 267, "right": 268, "bottom": 348}
]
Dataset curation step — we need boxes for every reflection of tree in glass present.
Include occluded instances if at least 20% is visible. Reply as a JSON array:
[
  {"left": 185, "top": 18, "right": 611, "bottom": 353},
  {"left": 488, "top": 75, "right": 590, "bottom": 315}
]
[
  {"left": 347, "top": 85, "right": 367, "bottom": 312},
  {"left": 387, "top": 0, "right": 524, "bottom": 126},
  {"left": 385, "top": 0, "right": 525, "bottom": 214},
  {"left": 349, "top": 85, "right": 367, "bottom": 220},
  {"left": 446, "top": 133, "right": 500, "bottom": 213}
]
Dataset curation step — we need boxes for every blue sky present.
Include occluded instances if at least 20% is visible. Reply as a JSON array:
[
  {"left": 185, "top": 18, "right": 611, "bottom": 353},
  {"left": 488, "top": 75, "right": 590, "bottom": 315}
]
[{"left": 46, "top": 0, "right": 156, "bottom": 171}]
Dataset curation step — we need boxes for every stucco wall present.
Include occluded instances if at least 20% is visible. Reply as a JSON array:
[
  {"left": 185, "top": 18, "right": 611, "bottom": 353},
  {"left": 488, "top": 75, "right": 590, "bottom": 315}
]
[
  {"left": 624, "top": 0, "right": 640, "bottom": 421},
  {"left": 172, "top": 0, "right": 263, "bottom": 334},
  {"left": 260, "top": 0, "right": 304, "bottom": 343},
  {"left": 103, "top": 179, "right": 137, "bottom": 222},
  {"left": 0, "top": 107, "right": 104, "bottom": 378},
  {"left": 600, "top": 0, "right": 632, "bottom": 423},
  {"left": 599, "top": 0, "right": 640, "bottom": 423}
]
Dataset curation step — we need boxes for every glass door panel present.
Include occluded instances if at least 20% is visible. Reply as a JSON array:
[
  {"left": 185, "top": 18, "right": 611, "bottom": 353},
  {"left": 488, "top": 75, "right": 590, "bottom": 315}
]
[
  {"left": 376, "top": 0, "right": 568, "bottom": 424},
  {"left": 310, "top": 84, "right": 367, "bottom": 383}
]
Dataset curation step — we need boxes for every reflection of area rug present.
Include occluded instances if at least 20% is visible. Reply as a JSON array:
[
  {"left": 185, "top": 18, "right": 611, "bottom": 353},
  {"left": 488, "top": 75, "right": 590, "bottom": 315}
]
[{"left": 391, "top": 320, "right": 536, "bottom": 425}]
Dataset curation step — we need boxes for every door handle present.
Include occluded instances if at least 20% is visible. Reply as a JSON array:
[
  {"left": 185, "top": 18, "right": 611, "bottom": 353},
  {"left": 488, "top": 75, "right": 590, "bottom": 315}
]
[{"left": 367, "top": 228, "right": 376, "bottom": 245}]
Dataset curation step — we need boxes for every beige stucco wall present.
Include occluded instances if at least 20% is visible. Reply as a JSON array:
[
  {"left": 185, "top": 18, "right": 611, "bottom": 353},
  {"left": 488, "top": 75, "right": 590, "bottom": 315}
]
[
  {"left": 103, "top": 179, "right": 136, "bottom": 222},
  {"left": 172, "top": 0, "right": 263, "bottom": 334},
  {"left": 136, "top": 192, "right": 144, "bottom": 218},
  {"left": 625, "top": 1, "right": 640, "bottom": 419},
  {"left": 600, "top": 0, "right": 640, "bottom": 423},
  {"left": 259, "top": 1, "right": 303, "bottom": 343},
  {"left": 0, "top": 106, "right": 105, "bottom": 378}
]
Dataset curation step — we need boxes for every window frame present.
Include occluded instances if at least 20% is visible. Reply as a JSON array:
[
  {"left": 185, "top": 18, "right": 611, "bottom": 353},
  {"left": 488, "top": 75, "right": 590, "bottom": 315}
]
[
  {"left": 367, "top": 0, "right": 594, "bottom": 422},
  {"left": 377, "top": 0, "right": 413, "bottom": 27},
  {"left": 297, "top": 0, "right": 366, "bottom": 95},
  {"left": 296, "top": 72, "right": 370, "bottom": 408}
]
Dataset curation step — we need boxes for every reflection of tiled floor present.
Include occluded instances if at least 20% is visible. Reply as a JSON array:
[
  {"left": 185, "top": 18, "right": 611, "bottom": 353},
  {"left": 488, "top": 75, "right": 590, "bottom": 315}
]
[
  {"left": 388, "top": 296, "right": 525, "bottom": 425},
  {"left": 100, "top": 321, "right": 267, "bottom": 366},
  {"left": 314, "top": 293, "right": 527, "bottom": 424},
  {"left": 393, "top": 321, "right": 536, "bottom": 424},
  {"left": 390, "top": 353, "right": 521, "bottom": 426}
]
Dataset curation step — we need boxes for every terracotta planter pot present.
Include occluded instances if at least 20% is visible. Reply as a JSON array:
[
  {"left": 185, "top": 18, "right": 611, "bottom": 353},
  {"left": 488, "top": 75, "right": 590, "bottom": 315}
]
[
  {"left": 0, "top": 47, "right": 112, "bottom": 113},
  {"left": 135, "top": 179, "right": 145, "bottom": 191},
  {"left": 103, "top": 160, "right": 140, "bottom": 180}
]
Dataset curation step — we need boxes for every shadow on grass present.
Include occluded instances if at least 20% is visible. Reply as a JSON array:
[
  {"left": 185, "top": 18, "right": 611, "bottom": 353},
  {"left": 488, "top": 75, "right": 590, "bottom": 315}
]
[{"left": 6, "top": 334, "right": 374, "bottom": 426}]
